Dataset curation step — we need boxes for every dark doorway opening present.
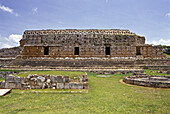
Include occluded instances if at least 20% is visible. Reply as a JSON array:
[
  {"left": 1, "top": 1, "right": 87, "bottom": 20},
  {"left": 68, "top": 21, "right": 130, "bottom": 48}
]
[
  {"left": 106, "top": 47, "right": 110, "bottom": 55},
  {"left": 136, "top": 47, "right": 141, "bottom": 55},
  {"left": 44, "top": 47, "right": 49, "bottom": 55},
  {"left": 74, "top": 47, "right": 79, "bottom": 55}
]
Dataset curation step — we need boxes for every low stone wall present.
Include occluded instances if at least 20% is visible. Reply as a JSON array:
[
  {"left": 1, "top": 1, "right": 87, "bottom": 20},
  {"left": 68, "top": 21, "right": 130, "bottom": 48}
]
[
  {"left": 0, "top": 74, "right": 88, "bottom": 89},
  {"left": 142, "top": 66, "right": 170, "bottom": 71},
  {"left": 0, "top": 58, "right": 14, "bottom": 66},
  {"left": 9, "top": 58, "right": 170, "bottom": 70},
  {"left": 123, "top": 75, "right": 170, "bottom": 88},
  {"left": 90, "top": 70, "right": 144, "bottom": 75}
]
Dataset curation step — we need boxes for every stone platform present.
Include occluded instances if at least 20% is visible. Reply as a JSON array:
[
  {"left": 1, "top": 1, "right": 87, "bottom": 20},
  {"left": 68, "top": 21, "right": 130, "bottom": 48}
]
[{"left": 123, "top": 75, "right": 170, "bottom": 88}]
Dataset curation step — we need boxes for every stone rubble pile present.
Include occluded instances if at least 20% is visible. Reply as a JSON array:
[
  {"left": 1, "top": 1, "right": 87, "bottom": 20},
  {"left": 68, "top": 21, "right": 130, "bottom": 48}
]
[{"left": 0, "top": 74, "right": 88, "bottom": 89}]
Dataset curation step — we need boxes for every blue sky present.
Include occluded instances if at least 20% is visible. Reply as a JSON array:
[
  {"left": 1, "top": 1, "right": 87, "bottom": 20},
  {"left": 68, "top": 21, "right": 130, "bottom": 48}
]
[{"left": 0, "top": 0, "right": 170, "bottom": 48}]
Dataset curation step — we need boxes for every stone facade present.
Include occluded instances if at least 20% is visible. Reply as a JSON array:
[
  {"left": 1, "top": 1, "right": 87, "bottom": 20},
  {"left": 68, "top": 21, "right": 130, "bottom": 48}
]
[{"left": 18, "top": 29, "right": 164, "bottom": 59}]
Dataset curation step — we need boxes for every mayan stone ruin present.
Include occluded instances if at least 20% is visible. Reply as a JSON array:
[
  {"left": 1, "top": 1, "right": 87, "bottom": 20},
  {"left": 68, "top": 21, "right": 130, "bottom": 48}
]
[
  {"left": 0, "top": 29, "right": 169, "bottom": 70},
  {"left": 0, "top": 71, "right": 88, "bottom": 89},
  {"left": 19, "top": 29, "right": 163, "bottom": 59}
]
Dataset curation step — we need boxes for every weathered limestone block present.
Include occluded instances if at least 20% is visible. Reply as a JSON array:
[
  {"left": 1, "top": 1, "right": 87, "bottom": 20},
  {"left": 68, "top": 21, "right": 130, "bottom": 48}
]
[
  {"left": 69, "top": 82, "right": 78, "bottom": 89},
  {"left": 64, "top": 83, "right": 70, "bottom": 89},
  {"left": 57, "top": 83, "right": 64, "bottom": 89},
  {"left": 15, "top": 83, "right": 22, "bottom": 89},
  {"left": 50, "top": 76, "right": 55, "bottom": 83},
  {"left": 5, "top": 82, "right": 17, "bottom": 89},
  {"left": 77, "top": 83, "right": 83, "bottom": 89},
  {"left": 29, "top": 80, "right": 37, "bottom": 86},
  {"left": 5, "top": 76, "right": 15, "bottom": 82},
  {"left": 37, "top": 76, "right": 46, "bottom": 82},
  {"left": 0, "top": 81, "right": 5, "bottom": 88},
  {"left": 15, "top": 77, "right": 21, "bottom": 83},
  {"left": 20, "top": 77, "right": 25, "bottom": 84},
  {"left": 56, "top": 76, "right": 64, "bottom": 83},
  {"left": 64, "top": 76, "right": 70, "bottom": 83},
  {"left": 30, "top": 85, "right": 36, "bottom": 89},
  {"left": 83, "top": 82, "right": 88, "bottom": 89},
  {"left": 37, "top": 81, "right": 44, "bottom": 88}
]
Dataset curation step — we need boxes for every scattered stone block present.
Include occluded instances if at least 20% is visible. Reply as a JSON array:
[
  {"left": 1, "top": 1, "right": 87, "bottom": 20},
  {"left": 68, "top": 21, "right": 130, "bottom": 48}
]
[
  {"left": 64, "top": 76, "right": 69, "bottom": 83},
  {"left": 57, "top": 83, "right": 64, "bottom": 89},
  {"left": 37, "top": 76, "right": 46, "bottom": 82},
  {"left": 69, "top": 83, "right": 78, "bottom": 89},
  {"left": 56, "top": 76, "right": 64, "bottom": 83},
  {"left": 0, "top": 82, "right": 5, "bottom": 88},
  {"left": 83, "top": 82, "right": 88, "bottom": 89},
  {"left": 77, "top": 83, "right": 83, "bottom": 89},
  {"left": 5, "top": 82, "right": 17, "bottom": 89},
  {"left": 64, "top": 83, "right": 70, "bottom": 89},
  {"left": 5, "top": 76, "right": 15, "bottom": 82}
]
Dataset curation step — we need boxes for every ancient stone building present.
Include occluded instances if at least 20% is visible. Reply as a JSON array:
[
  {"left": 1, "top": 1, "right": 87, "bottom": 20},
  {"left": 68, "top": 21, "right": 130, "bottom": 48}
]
[
  {"left": 18, "top": 29, "right": 163, "bottom": 59},
  {"left": 3, "top": 29, "right": 168, "bottom": 69}
]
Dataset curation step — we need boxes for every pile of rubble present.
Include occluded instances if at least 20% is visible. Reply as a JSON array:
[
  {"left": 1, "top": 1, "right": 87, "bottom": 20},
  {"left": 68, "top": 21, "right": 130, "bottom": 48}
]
[{"left": 0, "top": 74, "right": 88, "bottom": 90}]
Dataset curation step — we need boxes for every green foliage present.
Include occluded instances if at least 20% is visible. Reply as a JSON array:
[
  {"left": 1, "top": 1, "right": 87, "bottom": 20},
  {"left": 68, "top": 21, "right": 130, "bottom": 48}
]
[{"left": 0, "top": 70, "right": 169, "bottom": 113}]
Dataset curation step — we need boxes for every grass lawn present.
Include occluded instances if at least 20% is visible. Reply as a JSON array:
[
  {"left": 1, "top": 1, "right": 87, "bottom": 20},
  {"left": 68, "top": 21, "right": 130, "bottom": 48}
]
[
  {"left": 13, "top": 70, "right": 84, "bottom": 79},
  {"left": 0, "top": 70, "right": 170, "bottom": 113}
]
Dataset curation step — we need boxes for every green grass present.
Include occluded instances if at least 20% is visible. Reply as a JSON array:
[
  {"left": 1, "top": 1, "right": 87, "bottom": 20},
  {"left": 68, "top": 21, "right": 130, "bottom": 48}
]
[
  {"left": 0, "top": 69, "right": 20, "bottom": 72},
  {"left": 0, "top": 71, "right": 170, "bottom": 113},
  {"left": 13, "top": 71, "right": 84, "bottom": 79}
]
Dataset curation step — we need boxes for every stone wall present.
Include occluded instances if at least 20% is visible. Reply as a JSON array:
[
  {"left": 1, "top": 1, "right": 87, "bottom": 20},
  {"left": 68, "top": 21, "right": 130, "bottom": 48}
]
[
  {"left": 0, "top": 47, "right": 22, "bottom": 66},
  {"left": 18, "top": 29, "right": 164, "bottom": 59},
  {"left": 10, "top": 58, "right": 170, "bottom": 68},
  {"left": 0, "top": 47, "right": 22, "bottom": 58},
  {"left": 0, "top": 58, "right": 14, "bottom": 66},
  {"left": 0, "top": 74, "right": 88, "bottom": 89}
]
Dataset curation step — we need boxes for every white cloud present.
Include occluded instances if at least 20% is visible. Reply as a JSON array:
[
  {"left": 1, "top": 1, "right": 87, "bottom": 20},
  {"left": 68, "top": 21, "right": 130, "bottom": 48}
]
[
  {"left": 0, "top": 4, "right": 19, "bottom": 16},
  {"left": 106, "top": 0, "right": 109, "bottom": 4},
  {"left": 0, "top": 34, "right": 22, "bottom": 49},
  {"left": 166, "top": 13, "right": 170, "bottom": 17},
  {"left": 32, "top": 7, "right": 38, "bottom": 14},
  {"left": 147, "top": 38, "right": 170, "bottom": 46}
]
